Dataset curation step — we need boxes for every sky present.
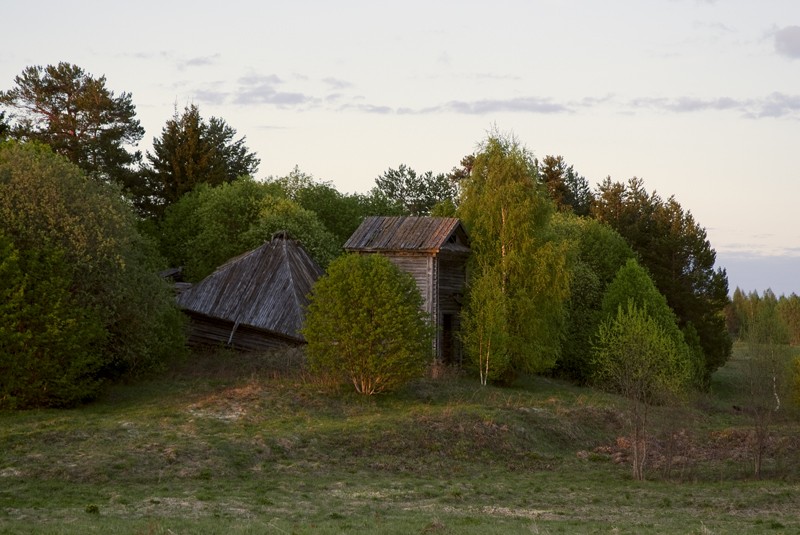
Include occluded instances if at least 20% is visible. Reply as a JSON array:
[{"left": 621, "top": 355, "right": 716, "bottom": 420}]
[{"left": 2, "top": 0, "right": 799, "bottom": 295}]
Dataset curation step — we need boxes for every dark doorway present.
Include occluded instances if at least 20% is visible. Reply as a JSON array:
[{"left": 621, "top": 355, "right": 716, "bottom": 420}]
[{"left": 441, "top": 314, "right": 456, "bottom": 365}]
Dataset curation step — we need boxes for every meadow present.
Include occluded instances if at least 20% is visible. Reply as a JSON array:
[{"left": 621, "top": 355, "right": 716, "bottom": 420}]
[{"left": 1, "top": 346, "right": 799, "bottom": 534}]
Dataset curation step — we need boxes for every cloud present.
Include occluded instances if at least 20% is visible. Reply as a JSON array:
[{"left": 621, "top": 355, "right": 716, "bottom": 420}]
[
  {"left": 233, "top": 74, "right": 313, "bottom": 106},
  {"left": 182, "top": 55, "right": 219, "bottom": 68},
  {"left": 632, "top": 96, "right": 742, "bottom": 113},
  {"left": 753, "top": 92, "right": 800, "bottom": 118},
  {"left": 576, "top": 95, "right": 616, "bottom": 107},
  {"left": 192, "top": 89, "right": 228, "bottom": 105},
  {"left": 322, "top": 77, "right": 352, "bottom": 90},
  {"left": 338, "top": 103, "right": 394, "bottom": 114},
  {"left": 774, "top": 26, "right": 800, "bottom": 59},
  {"left": 628, "top": 94, "right": 800, "bottom": 119},
  {"left": 239, "top": 74, "right": 283, "bottom": 86},
  {"left": 430, "top": 97, "right": 571, "bottom": 115},
  {"left": 129, "top": 51, "right": 171, "bottom": 60},
  {"left": 692, "top": 20, "right": 733, "bottom": 34}
]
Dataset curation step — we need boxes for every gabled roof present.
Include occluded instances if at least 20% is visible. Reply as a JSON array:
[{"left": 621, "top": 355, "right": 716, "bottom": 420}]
[
  {"left": 344, "top": 216, "right": 470, "bottom": 254},
  {"left": 176, "top": 234, "right": 323, "bottom": 342}
]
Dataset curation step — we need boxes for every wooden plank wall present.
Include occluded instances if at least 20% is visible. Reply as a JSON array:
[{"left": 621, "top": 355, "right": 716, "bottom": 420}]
[
  {"left": 185, "top": 313, "right": 303, "bottom": 352},
  {"left": 385, "top": 254, "right": 434, "bottom": 317}
]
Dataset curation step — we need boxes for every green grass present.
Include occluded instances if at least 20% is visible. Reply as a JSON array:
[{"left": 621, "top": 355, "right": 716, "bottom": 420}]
[{"left": 1, "top": 347, "right": 800, "bottom": 533}]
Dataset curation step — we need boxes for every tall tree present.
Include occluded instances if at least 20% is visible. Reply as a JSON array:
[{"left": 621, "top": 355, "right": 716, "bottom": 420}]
[
  {"left": 592, "top": 177, "right": 731, "bottom": 385},
  {"left": 538, "top": 155, "right": 593, "bottom": 216},
  {"left": 138, "top": 104, "right": 259, "bottom": 219},
  {"left": 0, "top": 62, "right": 143, "bottom": 187},
  {"left": 371, "top": 164, "right": 458, "bottom": 216},
  {"left": 458, "top": 133, "right": 570, "bottom": 384}
]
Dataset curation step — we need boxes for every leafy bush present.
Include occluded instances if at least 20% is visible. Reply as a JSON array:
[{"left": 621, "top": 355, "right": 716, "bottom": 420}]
[
  {"left": 0, "top": 142, "right": 186, "bottom": 406},
  {"left": 302, "top": 254, "right": 433, "bottom": 395},
  {"left": 600, "top": 258, "right": 703, "bottom": 386},
  {"left": 0, "top": 234, "right": 107, "bottom": 408}
]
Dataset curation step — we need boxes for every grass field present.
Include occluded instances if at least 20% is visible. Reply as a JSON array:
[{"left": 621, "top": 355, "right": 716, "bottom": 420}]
[{"left": 1, "top": 346, "right": 799, "bottom": 534}]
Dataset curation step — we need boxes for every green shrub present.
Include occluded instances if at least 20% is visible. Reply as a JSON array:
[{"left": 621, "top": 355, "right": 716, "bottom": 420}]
[
  {"left": 0, "top": 142, "right": 186, "bottom": 406},
  {"left": 0, "top": 233, "right": 107, "bottom": 408},
  {"left": 302, "top": 254, "right": 433, "bottom": 395}
]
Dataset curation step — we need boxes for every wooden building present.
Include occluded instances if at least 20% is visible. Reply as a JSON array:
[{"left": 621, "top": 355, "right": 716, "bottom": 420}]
[
  {"left": 176, "top": 232, "right": 323, "bottom": 351},
  {"left": 344, "top": 216, "right": 470, "bottom": 364}
]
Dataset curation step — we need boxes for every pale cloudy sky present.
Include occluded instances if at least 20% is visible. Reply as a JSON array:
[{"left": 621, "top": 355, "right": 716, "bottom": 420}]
[{"left": 2, "top": 0, "right": 799, "bottom": 295}]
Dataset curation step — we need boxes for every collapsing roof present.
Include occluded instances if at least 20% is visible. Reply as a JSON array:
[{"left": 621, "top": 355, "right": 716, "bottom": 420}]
[{"left": 177, "top": 232, "right": 323, "bottom": 349}]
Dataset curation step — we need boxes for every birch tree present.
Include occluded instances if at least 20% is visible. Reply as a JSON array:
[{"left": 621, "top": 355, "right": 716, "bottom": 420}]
[
  {"left": 459, "top": 133, "right": 569, "bottom": 384},
  {"left": 741, "top": 295, "right": 791, "bottom": 478},
  {"left": 592, "top": 301, "right": 692, "bottom": 480}
]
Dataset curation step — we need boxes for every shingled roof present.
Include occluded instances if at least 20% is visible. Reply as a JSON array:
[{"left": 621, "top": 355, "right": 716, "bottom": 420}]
[
  {"left": 176, "top": 233, "right": 323, "bottom": 344},
  {"left": 344, "top": 216, "right": 470, "bottom": 254}
]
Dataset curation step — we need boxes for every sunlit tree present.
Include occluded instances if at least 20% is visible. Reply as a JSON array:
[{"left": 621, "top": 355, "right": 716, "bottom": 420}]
[{"left": 459, "top": 132, "right": 569, "bottom": 384}]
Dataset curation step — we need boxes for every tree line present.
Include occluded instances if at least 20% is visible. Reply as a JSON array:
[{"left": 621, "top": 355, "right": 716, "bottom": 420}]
[{"left": 1, "top": 62, "right": 743, "bottom": 414}]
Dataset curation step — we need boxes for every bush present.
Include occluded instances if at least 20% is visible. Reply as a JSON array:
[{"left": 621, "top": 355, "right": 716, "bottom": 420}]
[
  {"left": 302, "top": 254, "right": 433, "bottom": 395},
  {"left": 0, "top": 142, "right": 186, "bottom": 406},
  {"left": 0, "top": 234, "right": 107, "bottom": 408}
]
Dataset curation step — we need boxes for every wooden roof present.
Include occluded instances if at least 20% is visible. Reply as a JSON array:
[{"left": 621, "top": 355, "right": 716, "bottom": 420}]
[
  {"left": 344, "top": 216, "right": 470, "bottom": 254},
  {"left": 176, "top": 234, "right": 323, "bottom": 342}
]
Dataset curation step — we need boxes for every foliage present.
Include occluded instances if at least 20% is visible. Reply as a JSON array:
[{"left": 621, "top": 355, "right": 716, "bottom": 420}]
[
  {"left": 0, "top": 110, "right": 8, "bottom": 139},
  {"left": 601, "top": 258, "right": 703, "bottom": 385},
  {"left": 592, "top": 301, "right": 693, "bottom": 480},
  {"left": 592, "top": 177, "right": 731, "bottom": 384},
  {"left": 458, "top": 132, "right": 570, "bottom": 383},
  {"left": 460, "top": 268, "right": 510, "bottom": 385},
  {"left": 0, "top": 141, "right": 186, "bottom": 404},
  {"left": 136, "top": 104, "right": 259, "bottom": 219},
  {"left": 243, "top": 196, "right": 341, "bottom": 268},
  {"left": 160, "top": 176, "right": 339, "bottom": 281},
  {"left": 0, "top": 233, "right": 107, "bottom": 408},
  {"left": 356, "top": 188, "right": 408, "bottom": 217},
  {"left": 371, "top": 164, "right": 458, "bottom": 216},
  {"left": 302, "top": 254, "right": 433, "bottom": 395},
  {"left": 557, "top": 260, "right": 603, "bottom": 382},
  {"left": 538, "top": 155, "right": 592, "bottom": 216},
  {"left": 267, "top": 167, "right": 364, "bottom": 245},
  {"left": 778, "top": 294, "right": 800, "bottom": 346},
  {"left": 0, "top": 62, "right": 143, "bottom": 188},
  {"left": 601, "top": 260, "right": 682, "bottom": 335},
  {"left": 729, "top": 288, "right": 800, "bottom": 347},
  {"left": 550, "top": 213, "right": 635, "bottom": 383},
  {"left": 739, "top": 294, "right": 793, "bottom": 477}
]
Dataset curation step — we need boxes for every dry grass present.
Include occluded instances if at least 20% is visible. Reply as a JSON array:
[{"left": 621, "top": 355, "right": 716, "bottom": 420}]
[{"left": 1, "top": 346, "right": 800, "bottom": 533}]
